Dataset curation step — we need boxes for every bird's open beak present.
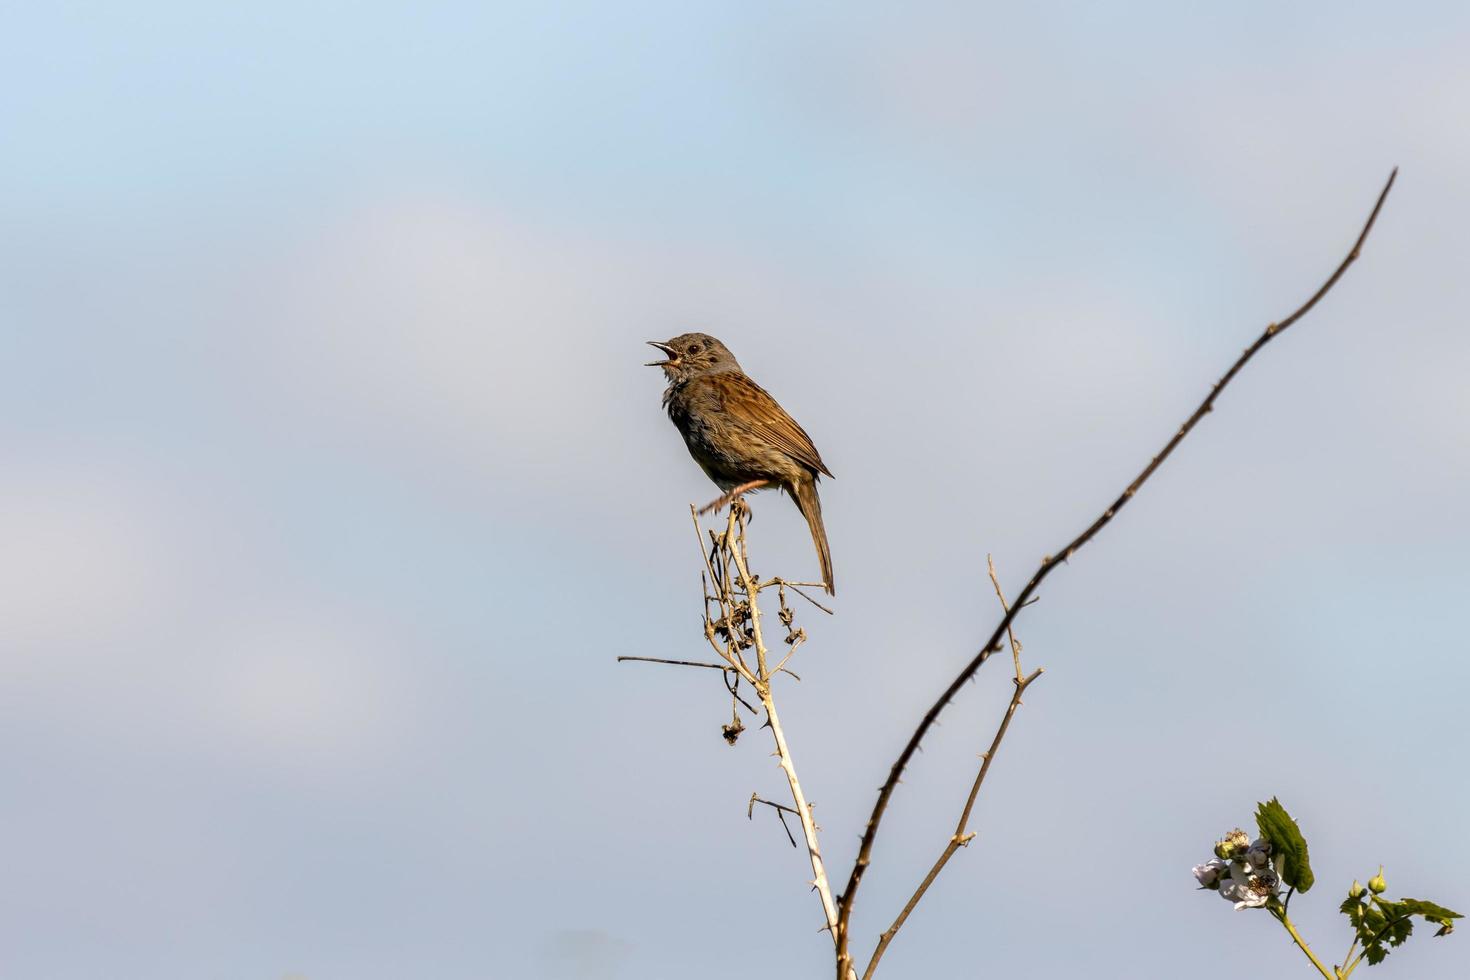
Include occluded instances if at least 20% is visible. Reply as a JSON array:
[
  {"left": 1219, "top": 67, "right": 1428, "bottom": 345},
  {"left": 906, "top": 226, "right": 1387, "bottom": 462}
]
[{"left": 645, "top": 341, "right": 677, "bottom": 367}]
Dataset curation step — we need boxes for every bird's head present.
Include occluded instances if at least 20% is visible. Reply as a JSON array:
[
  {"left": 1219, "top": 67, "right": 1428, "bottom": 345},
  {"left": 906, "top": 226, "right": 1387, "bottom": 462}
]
[{"left": 645, "top": 332, "right": 741, "bottom": 383}]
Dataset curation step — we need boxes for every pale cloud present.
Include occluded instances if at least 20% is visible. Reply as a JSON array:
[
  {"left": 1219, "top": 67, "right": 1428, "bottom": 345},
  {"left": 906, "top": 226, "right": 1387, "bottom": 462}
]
[
  {"left": 244, "top": 183, "right": 1205, "bottom": 506},
  {"left": 247, "top": 187, "right": 883, "bottom": 502},
  {"left": 260, "top": 192, "right": 634, "bottom": 469},
  {"left": 0, "top": 460, "right": 184, "bottom": 654},
  {"left": 204, "top": 612, "right": 418, "bottom": 770},
  {"left": 0, "top": 453, "right": 421, "bottom": 774}
]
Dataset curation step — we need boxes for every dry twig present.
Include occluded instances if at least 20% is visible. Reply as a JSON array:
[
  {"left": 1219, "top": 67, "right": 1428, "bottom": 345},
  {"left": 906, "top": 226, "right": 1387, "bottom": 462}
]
[
  {"left": 749, "top": 793, "right": 802, "bottom": 848},
  {"left": 616, "top": 655, "right": 733, "bottom": 671},
  {"left": 623, "top": 503, "right": 849, "bottom": 972}
]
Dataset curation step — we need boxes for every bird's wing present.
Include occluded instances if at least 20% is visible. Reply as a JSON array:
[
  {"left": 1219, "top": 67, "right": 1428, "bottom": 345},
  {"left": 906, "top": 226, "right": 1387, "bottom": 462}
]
[{"left": 717, "top": 372, "right": 833, "bottom": 478}]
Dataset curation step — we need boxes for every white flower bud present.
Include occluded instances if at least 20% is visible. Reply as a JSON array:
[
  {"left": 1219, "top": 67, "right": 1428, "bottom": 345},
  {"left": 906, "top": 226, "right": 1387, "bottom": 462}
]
[{"left": 1193, "top": 860, "right": 1227, "bottom": 889}]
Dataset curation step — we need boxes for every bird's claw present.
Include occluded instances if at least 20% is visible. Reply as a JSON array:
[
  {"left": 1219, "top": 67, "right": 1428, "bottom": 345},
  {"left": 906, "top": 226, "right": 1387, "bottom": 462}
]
[
  {"left": 698, "top": 480, "right": 770, "bottom": 518},
  {"left": 698, "top": 493, "right": 752, "bottom": 521}
]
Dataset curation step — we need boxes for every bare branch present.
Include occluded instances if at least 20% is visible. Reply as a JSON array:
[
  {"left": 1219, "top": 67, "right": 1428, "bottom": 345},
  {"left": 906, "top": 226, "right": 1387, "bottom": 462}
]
[
  {"left": 691, "top": 506, "right": 751, "bottom": 681},
  {"left": 861, "top": 557, "right": 1044, "bottom": 979},
  {"left": 990, "top": 555, "right": 1026, "bottom": 684},
  {"left": 723, "top": 671, "right": 759, "bottom": 716},
  {"left": 663, "top": 501, "right": 851, "bottom": 972},
  {"left": 748, "top": 792, "right": 802, "bottom": 818},
  {"left": 761, "top": 578, "right": 836, "bottom": 615},
  {"left": 749, "top": 793, "right": 802, "bottom": 848},
  {"left": 617, "top": 656, "right": 733, "bottom": 670},
  {"left": 835, "top": 169, "right": 1399, "bottom": 977},
  {"left": 724, "top": 512, "right": 846, "bottom": 947}
]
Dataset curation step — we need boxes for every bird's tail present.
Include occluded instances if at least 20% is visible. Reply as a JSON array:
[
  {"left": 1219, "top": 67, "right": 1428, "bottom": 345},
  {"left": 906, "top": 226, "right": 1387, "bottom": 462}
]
[{"left": 792, "top": 479, "right": 834, "bottom": 596}]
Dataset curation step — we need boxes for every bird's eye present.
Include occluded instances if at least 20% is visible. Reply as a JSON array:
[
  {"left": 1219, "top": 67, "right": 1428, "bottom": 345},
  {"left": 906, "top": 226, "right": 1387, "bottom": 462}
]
[{"left": 687, "top": 343, "right": 699, "bottom": 354}]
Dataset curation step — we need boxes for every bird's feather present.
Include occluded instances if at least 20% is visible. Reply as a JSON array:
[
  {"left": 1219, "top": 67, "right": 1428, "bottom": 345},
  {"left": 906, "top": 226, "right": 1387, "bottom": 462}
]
[{"left": 711, "top": 372, "right": 833, "bottom": 479}]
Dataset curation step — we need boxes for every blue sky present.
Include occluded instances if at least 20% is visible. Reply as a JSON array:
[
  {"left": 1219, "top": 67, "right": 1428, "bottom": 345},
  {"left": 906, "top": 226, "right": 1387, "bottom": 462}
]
[{"left": 3, "top": 3, "right": 1468, "bottom": 978}]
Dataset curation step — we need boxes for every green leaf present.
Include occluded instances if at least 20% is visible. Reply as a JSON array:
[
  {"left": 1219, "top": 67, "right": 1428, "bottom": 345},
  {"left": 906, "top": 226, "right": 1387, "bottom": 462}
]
[
  {"left": 1373, "top": 897, "right": 1404, "bottom": 918},
  {"left": 1399, "top": 898, "right": 1463, "bottom": 928},
  {"left": 1349, "top": 895, "right": 1463, "bottom": 964},
  {"left": 1254, "top": 798, "right": 1314, "bottom": 892}
]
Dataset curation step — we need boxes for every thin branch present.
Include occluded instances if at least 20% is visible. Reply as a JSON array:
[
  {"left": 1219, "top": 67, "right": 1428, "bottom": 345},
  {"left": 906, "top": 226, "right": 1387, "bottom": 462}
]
[
  {"left": 749, "top": 793, "right": 802, "bottom": 848},
  {"left": 861, "top": 557, "right": 1044, "bottom": 980},
  {"left": 1338, "top": 933, "right": 1360, "bottom": 979},
  {"left": 617, "top": 656, "right": 734, "bottom": 670},
  {"left": 616, "top": 655, "right": 759, "bottom": 716},
  {"left": 761, "top": 578, "right": 836, "bottom": 615},
  {"left": 723, "top": 671, "right": 759, "bottom": 716},
  {"left": 990, "top": 555, "right": 1026, "bottom": 684},
  {"left": 691, "top": 506, "right": 752, "bottom": 681},
  {"left": 769, "top": 644, "right": 804, "bottom": 684},
  {"left": 728, "top": 514, "right": 770, "bottom": 683},
  {"left": 834, "top": 169, "right": 1399, "bottom": 976},
  {"left": 748, "top": 792, "right": 802, "bottom": 818}
]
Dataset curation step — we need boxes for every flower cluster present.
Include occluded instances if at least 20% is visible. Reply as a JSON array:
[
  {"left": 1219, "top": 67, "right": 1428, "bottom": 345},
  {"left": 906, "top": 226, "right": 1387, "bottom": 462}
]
[{"left": 1193, "top": 828, "right": 1282, "bottom": 910}]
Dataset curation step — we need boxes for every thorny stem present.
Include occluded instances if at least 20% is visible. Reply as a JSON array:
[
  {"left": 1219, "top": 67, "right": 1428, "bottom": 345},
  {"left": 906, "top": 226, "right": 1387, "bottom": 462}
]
[
  {"left": 863, "top": 673, "right": 1041, "bottom": 980},
  {"left": 861, "top": 556, "right": 1042, "bottom": 980},
  {"left": 724, "top": 510, "right": 851, "bottom": 975},
  {"left": 642, "top": 508, "right": 848, "bottom": 970},
  {"left": 833, "top": 169, "right": 1398, "bottom": 978},
  {"left": 1270, "top": 902, "right": 1336, "bottom": 980}
]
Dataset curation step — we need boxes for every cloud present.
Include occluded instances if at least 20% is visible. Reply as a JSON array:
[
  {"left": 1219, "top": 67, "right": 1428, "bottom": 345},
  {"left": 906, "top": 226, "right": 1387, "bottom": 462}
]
[
  {"left": 0, "top": 459, "right": 185, "bottom": 656},
  {"left": 244, "top": 185, "right": 900, "bottom": 513},
  {"left": 202, "top": 610, "right": 419, "bottom": 771},
  {"left": 242, "top": 181, "right": 1206, "bottom": 505},
  {"left": 0, "top": 450, "right": 423, "bottom": 775},
  {"left": 258, "top": 192, "right": 638, "bottom": 477}
]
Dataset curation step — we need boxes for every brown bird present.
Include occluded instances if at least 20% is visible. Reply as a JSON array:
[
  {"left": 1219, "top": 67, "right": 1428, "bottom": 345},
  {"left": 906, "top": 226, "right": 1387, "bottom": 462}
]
[{"left": 647, "top": 333, "right": 835, "bottom": 595}]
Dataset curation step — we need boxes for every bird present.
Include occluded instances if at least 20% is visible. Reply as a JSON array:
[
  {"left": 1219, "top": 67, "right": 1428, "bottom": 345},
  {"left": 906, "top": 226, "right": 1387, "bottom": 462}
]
[{"left": 647, "top": 332, "right": 835, "bottom": 595}]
